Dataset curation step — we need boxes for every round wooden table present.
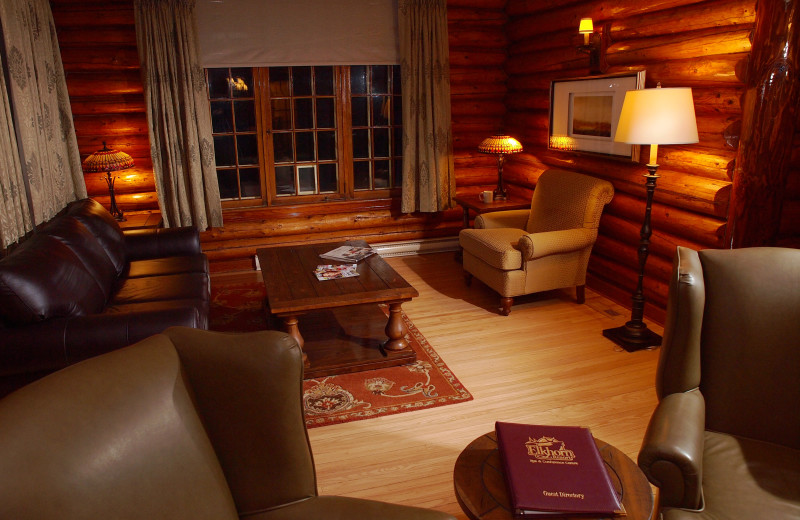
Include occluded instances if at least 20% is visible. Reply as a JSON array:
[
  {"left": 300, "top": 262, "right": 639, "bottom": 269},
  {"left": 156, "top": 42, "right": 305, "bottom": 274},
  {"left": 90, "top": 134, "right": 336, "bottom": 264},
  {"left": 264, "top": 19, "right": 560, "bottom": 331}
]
[{"left": 453, "top": 432, "right": 654, "bottom": 520}]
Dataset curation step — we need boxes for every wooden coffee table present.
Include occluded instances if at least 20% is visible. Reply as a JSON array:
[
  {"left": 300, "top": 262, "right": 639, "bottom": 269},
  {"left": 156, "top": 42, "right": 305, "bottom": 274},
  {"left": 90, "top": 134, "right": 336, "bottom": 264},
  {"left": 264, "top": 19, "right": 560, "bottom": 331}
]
[
  {"left": 255, "top": 240, "right": 419, "bottom": 378},
  {"left": 453, "top": 431, "right": 654, "bottom": 520}
]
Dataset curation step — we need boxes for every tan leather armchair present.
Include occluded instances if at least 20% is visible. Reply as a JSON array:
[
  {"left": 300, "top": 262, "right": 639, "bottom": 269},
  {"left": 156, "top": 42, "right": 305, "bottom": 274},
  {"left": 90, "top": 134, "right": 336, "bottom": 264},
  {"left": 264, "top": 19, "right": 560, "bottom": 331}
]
[
  {"left": 638, "top": 246, "right": 800, "bottom": 519},
  {"left": 459, "top": 169, "right": 613, "bottom": 315},
  {"left": 0, "top": 327, "right": 456, "bottom": 520}
]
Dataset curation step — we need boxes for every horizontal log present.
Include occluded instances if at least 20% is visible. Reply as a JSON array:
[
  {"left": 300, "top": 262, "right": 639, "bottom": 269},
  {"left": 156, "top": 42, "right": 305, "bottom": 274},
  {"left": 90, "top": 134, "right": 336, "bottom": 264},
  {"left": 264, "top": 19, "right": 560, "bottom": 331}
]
[
  {"left": 509, "top": 151, "right": 732, "bottom": 218},
  {"left": 83, "top": 167, "right": 155, "bottom": 195},
  {"left": 76, "top": 136, "right": 152, "bottom": 159},
  {"left": 451, "top": 99, "right": 506, "bottom": 117},
  {"left": 506, "top": 0, "right": 705, "bottom": 40},
  {"left": 508, "top": 28, "right": 578, "bottom": 56},
  {"left": 505, "top": 91, "right": 551, "bottom": 112},
  {"left": 66, "top": 71, "right": 144, "bottom": 96},
  {"left": 60, "top": 46, "right": 140, "bottom": 72},
  {"left": 449, "top": 50, "right": 507, "bottom": 68},
  {"left": 451, "top": 68, "right": 507, "bottom": 85},
  {"left": 448, "top": 0, "right": 506, "bottom": 9},
  {"left": 606, "top": 27, "right": 751, "bottom": 66},
  {"left": 447, "top": 6, "right": 507, "bottom": 23},
  {"left": 448, "top": 26, "right": 508, "bottom": 48},
  {"left": 610, "top": 0, "right": 755, "bottom": 41},
  {"left": 68, "top": 94, "right": 146, "bottom": 115},
  {"left": 72, "top": 113, "right": 149, "bottom": 137},
  {"left": 56, "top": 26, "right": 136, "bottom": 46},
  {"left": 506, "top": 46, "right": 590, "bottom": 76},
  {"left": 691, "top": 86, "right": 744, "bottom": 114},
  {"left": 91, "top": 191, "right": 159, "bottom": 212},
  {"left": 656, "top": 145, "right": 734, "bottom": 180},
  {"left": 450, "top": 82, "right": 507, "bottom": 96},
  {"left": 778, "top": 200, "right": 800, "bottom": 236},
  {"left": 598, "top": 213, "right": 708, "bottom": 264},
  {"left": 606, "top": 53, "right": 748, "bottom": 87},
  {"left": 52, "top": 6, "right": 133, "bottom": 26}
]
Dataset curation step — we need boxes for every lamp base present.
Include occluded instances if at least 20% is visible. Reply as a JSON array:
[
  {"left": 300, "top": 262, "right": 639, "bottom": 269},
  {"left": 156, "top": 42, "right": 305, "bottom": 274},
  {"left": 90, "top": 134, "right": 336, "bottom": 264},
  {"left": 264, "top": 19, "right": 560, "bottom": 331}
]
[{"left": 602, "top": 323, "right": 661, "bottom": 352}]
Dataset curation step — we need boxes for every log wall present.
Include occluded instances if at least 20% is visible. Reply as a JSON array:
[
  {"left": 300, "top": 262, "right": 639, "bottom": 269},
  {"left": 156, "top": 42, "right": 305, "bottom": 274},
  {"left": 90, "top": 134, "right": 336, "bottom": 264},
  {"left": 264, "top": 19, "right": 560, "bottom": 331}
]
[
  {"left": 502, "top": 0, "right": 756, "bottom": 323},
  {"left": 47, "top": 0, "right": 797, "bottom": 320},
  {"left": 51, "top": 0, "right": 157, "bottom": 213}
]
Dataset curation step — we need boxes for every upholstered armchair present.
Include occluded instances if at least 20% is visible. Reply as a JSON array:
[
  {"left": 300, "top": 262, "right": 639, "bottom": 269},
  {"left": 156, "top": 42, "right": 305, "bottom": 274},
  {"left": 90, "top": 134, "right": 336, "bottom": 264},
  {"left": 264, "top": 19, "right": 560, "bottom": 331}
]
[
  {"left": 459, "top": 169, "right": 613, "bottom": 315},
  {"left": 0, "top": 327, "right": 456, "bottom": 520},
  {"left": 638, "top": 246, "right": 800, "bottom": 519}
]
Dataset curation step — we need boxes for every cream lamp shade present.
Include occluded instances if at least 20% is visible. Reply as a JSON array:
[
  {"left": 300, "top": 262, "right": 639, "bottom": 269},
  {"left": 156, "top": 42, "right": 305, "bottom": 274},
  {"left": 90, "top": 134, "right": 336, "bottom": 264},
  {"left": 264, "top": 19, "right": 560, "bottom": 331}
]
[
  {"left": 578, "top": 18, "right": 593, "bottom": 44},
  {"left": 614, "top": 86, "right": 698, "bottom": 165}
]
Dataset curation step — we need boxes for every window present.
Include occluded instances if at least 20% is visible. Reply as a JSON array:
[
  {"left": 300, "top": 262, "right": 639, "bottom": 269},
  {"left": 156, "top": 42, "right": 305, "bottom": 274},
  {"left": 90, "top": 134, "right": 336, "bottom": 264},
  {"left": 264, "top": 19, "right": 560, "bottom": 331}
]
[{"left": 206, "top": 65, "right": 402, "bottom": 207}]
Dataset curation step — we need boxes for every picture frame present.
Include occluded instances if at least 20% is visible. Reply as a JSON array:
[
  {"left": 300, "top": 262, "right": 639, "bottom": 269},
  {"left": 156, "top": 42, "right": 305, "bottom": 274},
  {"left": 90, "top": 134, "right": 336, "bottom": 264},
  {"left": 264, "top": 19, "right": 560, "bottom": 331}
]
[{"left": 549, "top": 71, "right": 646, "bottom": 160}]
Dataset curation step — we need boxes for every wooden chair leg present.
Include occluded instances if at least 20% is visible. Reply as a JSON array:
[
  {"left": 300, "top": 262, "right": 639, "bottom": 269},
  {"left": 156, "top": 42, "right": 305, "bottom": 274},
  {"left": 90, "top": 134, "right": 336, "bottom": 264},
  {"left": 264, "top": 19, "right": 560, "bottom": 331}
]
[
  {"left": 464, "top": 272, "right": 472, "bottom": 286},
  {"left": 500, "top": 297, "right": 513, "bottom": 316},
  {"left": 576, "top": 284, "right": 585, "bottom": 304}
]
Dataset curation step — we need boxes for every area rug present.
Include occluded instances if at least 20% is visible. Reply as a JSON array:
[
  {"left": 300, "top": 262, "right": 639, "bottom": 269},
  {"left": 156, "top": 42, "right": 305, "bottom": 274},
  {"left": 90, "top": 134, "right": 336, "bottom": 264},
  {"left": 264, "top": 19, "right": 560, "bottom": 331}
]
[{"left": 209, "top": 281, "right": 473, "bottom": 428}]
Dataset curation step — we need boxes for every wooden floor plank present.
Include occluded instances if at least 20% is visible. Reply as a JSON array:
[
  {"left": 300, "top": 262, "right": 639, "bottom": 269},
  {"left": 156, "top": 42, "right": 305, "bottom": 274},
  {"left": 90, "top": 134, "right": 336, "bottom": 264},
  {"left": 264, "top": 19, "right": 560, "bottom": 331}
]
[{"left": 212, "top": 252, "right": 662, "bottom": 519}]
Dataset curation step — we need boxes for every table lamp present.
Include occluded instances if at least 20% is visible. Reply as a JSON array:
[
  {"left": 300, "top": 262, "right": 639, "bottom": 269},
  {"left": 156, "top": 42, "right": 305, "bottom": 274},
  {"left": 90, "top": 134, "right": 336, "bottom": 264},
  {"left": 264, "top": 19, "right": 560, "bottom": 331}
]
[
  {"left": 602, "top": 84, "right": 698, "bottom": 352},
  {"left": 478, "top": 135, "right": 522, "bottom": 201},
  {"left": 83, "top": 142, "right": 135, "bottom": 222}
]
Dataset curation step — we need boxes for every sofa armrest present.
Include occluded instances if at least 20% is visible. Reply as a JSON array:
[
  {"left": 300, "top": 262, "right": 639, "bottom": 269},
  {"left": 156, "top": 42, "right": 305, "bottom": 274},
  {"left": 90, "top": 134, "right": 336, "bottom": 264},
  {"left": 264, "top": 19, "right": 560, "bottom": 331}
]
[
  {"left": 516, "top": 228, "right": 596, "bottom": 261},
  {"left": 164, "top": 327, "right": 317, "bottom": 516},
  {"left": 638, "top": 389, "right": 706, "bottom": 510},
  {"left": 475, "top": 209, "right": 529, "bottom": 230},
  {"left": 123, "top": 227, "right": 201, "bottom": 260}
]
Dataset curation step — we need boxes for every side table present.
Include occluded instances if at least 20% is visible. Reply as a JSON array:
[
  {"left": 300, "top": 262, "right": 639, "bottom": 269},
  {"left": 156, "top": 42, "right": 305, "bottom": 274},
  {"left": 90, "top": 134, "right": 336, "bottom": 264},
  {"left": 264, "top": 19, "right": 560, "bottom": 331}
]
[
  {"left": 118, "top": 210, "right": 163, "bottom": 230},
  {"left": 453, "top": 431, "right": 654, "bottom": 520},
  {"left": 453, "top": 194, "right": 530, "bottom": 230}
]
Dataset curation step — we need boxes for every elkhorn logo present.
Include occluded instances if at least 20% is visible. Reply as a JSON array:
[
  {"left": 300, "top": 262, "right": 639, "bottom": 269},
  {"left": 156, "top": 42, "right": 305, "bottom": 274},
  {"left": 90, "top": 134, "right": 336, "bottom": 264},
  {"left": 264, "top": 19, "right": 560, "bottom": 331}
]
[{"left": 525, "top": 436, "right": 576, "bottom": 462}]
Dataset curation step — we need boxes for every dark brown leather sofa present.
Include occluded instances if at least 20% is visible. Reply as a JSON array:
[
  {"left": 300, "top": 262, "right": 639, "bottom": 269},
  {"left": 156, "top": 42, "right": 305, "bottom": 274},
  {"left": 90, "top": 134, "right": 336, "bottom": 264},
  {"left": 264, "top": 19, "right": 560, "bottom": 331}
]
[
  {"left": 0, "top": 327, "right": 457, "bottom": 520},
  {"left": 638, "top": 246, "right": 800, "bottom": 519},
  {"left": 0, "top": 199, "right": 209, "bottom": 397}
]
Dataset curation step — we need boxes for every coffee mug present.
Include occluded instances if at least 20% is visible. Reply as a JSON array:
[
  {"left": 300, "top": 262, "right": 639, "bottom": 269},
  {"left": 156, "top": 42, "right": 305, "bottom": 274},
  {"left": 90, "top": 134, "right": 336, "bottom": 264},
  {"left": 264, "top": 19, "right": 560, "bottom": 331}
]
[{"left": 481, "top": 191, "right": 493, "bottom": 203}]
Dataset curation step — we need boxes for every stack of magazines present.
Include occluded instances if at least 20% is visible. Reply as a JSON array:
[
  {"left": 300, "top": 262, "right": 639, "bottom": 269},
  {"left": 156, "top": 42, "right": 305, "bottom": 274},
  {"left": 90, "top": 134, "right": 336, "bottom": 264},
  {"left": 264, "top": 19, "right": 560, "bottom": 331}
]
[
  {"left": 319, "top": 245, "right": 375, "bottom": 263},
  {"left": 314, "top": 264, "right": 359, "bottom": 281}
]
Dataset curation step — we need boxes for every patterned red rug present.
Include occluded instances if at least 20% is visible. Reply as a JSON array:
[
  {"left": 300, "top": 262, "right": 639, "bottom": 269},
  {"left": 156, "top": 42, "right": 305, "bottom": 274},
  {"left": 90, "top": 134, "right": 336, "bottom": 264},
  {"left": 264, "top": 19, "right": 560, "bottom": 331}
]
[{"left": 210, "top": 281, "right": 473, "bottom": 428}]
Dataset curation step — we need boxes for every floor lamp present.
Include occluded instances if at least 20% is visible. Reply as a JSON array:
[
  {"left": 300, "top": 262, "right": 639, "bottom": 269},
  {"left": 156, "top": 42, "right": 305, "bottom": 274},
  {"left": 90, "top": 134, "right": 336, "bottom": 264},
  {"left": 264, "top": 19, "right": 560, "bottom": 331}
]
[{"left": 602, "top": 85, "right": 698, "bottom": 352}]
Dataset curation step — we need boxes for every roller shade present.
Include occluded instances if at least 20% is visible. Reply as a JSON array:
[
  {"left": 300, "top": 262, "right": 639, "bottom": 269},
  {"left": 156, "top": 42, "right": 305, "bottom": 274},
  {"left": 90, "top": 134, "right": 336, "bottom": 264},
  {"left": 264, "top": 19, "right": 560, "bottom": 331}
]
[{"left": 196, "top": 0, "right": 399, "bottom": 67}]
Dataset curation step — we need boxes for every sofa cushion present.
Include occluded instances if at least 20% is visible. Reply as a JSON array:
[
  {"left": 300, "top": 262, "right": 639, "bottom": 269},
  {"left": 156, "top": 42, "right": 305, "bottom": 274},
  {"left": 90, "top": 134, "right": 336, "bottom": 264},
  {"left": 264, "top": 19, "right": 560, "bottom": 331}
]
[
  {"left": 0, "top": 234, "right": 106, "bottom": 325},
  {"left": 66, "top": 198, "right": 127, "bottom": 275},
  {"left": 127, "top": 255, "right": 209, "bottom": 278},
  {"left": 44, "top": 216, "right": 118, "bottom": 302},
  {"left": 111, "top": 272, "right": 210, "bottom": 306}
]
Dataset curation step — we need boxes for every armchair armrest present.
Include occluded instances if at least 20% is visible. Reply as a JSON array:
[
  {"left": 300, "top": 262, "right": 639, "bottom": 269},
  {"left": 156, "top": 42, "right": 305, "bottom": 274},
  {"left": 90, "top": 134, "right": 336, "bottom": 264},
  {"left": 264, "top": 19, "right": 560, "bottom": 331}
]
[
  {"left": 124, "top": 227, "right": 201, "bottom": 260},
  {"left": 638, "top": 389, "right": 706, "bottom": 510},
  {"left": 516, "top": 228, "right": 596, "bottom": 261},
  {"left": 475, "top": 209, "right": 529, "bottom": 230},
  {"left": 164, "top": 327, "right": 317, "bottom": 516}
]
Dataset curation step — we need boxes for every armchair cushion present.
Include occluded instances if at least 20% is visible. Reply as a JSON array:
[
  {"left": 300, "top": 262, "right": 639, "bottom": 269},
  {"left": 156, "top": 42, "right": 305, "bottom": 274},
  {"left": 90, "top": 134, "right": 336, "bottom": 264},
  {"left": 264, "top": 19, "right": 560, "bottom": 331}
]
[
  {"left": 459, "top": 227, "right": 525, "bottom": 270},
  {"left": 475, "top": 209, "right": 530, "bottom": 230}
]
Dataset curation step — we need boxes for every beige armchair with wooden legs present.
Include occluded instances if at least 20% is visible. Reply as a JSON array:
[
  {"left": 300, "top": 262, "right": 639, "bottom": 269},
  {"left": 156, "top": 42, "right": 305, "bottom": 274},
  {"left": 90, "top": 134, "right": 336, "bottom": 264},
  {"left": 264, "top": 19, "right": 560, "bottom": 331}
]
[{"left": 459, "top": 169, "right": 613, "bottom": 315}]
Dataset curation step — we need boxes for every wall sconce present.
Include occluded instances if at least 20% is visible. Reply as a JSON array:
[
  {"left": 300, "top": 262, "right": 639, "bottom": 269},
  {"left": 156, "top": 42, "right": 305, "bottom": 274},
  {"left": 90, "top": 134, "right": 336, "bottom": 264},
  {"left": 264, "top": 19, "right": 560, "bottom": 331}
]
[
  {"left": 83, "top": 141, "right": 135, "bottom": 221},
  {"left": 577, "top": 17, "right": 607, "bottom": 75}
]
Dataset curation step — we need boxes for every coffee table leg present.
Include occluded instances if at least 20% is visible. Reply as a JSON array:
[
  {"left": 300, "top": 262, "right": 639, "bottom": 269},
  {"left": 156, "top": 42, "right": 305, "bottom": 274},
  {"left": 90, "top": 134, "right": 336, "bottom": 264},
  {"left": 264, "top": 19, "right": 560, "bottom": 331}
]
[
  {"left": 383, "top": 302, "right": 409, "bottom": 351},
  {"left": 283, "top": 316, "right": 309, "bottom": 367}
]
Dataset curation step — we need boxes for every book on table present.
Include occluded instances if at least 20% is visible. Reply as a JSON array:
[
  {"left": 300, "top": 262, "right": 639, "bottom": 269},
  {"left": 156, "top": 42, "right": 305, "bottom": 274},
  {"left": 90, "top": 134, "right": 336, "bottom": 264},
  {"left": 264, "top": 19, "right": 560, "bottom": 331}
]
[
  {"left": 319, "top": 245, "right": 375, "bottom": 263},
  {"left": 495, "top": 422, "right": 625, "bottom": 518}
]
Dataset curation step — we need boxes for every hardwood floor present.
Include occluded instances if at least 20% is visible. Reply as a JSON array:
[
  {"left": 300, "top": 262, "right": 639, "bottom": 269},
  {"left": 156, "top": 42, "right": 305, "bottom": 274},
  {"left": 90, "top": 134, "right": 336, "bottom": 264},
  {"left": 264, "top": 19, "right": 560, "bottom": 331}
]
[{"left": 213, "top": 252, "right": 663, "bottom": 518}]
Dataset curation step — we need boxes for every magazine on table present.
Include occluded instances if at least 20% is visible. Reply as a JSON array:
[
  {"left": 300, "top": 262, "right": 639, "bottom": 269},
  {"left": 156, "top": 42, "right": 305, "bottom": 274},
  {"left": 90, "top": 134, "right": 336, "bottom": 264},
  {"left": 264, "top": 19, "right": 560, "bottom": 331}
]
[
  {"left": 319, "top": 245, "right": 376, "bottom": 263},
  {"left": 314, "top": 264, "right": 359, "bottom": 281}
]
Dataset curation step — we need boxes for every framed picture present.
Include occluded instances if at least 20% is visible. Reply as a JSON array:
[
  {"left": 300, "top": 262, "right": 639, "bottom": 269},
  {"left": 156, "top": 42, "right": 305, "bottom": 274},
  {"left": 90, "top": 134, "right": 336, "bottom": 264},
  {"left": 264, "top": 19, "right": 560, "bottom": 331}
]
[{"left": 549, "top": 71, "right": 646, "bottom": 160}]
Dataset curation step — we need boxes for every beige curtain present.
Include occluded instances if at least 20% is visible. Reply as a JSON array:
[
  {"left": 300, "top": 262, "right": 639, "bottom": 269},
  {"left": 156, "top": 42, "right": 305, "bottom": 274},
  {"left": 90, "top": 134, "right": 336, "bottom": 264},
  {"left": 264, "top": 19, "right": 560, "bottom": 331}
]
[
  {"left": 0, "top": 53, "right": 31, "bottom": 248},
  {"left": 134, "top": 0, "right": 222, "bottom": 229},
  {"left": 398, "top": 0, "right": 455, "bottom": 213},
  {"left": 0, "top": 0, "right": 85, "bottom": 231}
]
